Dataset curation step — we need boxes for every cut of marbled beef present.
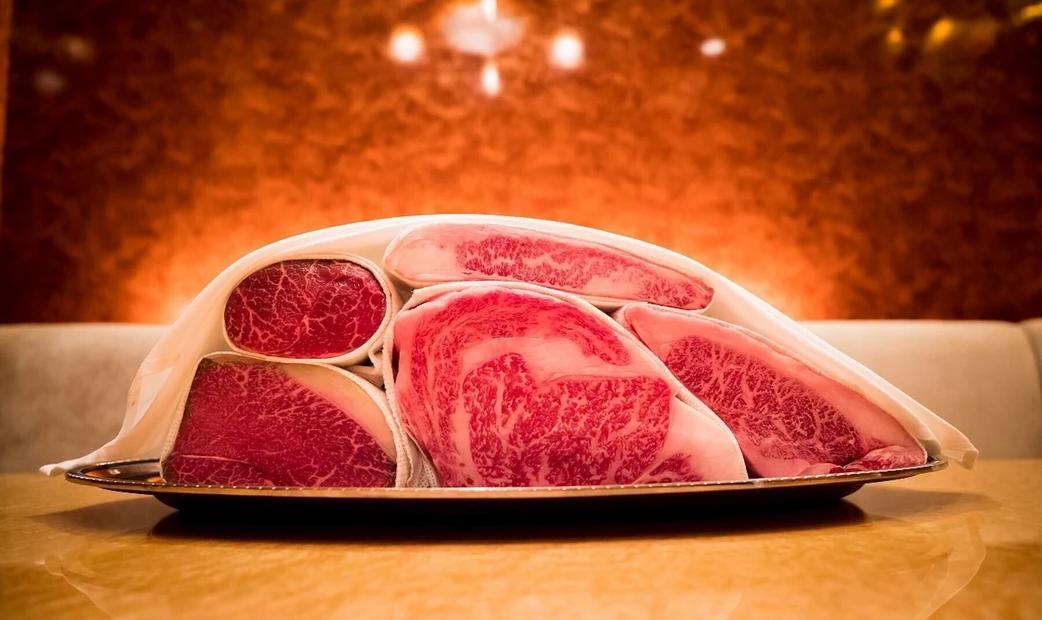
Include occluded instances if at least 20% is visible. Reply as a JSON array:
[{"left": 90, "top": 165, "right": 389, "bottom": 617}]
[
  {"left": 388, "top": 283, "right": 746, "bottom": 487},
  {"left": 162, "top": 354, "right": 396, "bottom": 487},
  {"left": 383, "top": 222, "right": 714, "bottom": 309},
  {"left": 223, "top": 257, "right": 392, "bottom": 363},
  {"left": 615, "top": 304, "right": 927, "bottom": 477}
]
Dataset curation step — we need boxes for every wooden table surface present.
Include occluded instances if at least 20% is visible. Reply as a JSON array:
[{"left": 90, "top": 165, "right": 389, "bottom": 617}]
[{"left": 1, "top": 460, "right": 1039, "bottom": 619}]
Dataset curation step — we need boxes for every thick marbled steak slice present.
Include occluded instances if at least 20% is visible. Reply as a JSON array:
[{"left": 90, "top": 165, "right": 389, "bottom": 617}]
[
  {"left": 383, "top": 223, "right": 713, "bottom": 309},
  {"left": 162, "top": 355, "right": 396, "bottom": 487},
  {"left": 389, "top": 285, "right": 746, "bottom": 487},
  {"left": 616, "top": 304, "right": 926, "bottom": 477},
  {"left": 223, "top": 258, "right": 388, "bottom": 361}
]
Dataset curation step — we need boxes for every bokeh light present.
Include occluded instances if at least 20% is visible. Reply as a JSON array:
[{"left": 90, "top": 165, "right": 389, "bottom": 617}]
[
  {"left": 549, "top": 31, "right": 584, "bottom": 70},
  {"left": 443, "top": 0, "right": 523, "bottom": 56},
  {"left": 886, "top": 28, "right": 903, "bottom": 51},
  {"left": 926, "top": 18, "right": 955, "bottom": 49},
  {"left": 388, "top": 26, "right": 424, "bottom": 63},
  {"left": 32, "top": 69, "right": 66, "bottom": 96},
  {"left": 480, "top": 60, "right": 501, "bottom": 96},
  {"left": 481, "top": 0, "right": 497, "bottom": 23},
  {"left": 1016, "top": 2, "right": 1042, "bottom": 25},
  {"left": 700, "top": 38, "right": 726, "bottom": 57}
]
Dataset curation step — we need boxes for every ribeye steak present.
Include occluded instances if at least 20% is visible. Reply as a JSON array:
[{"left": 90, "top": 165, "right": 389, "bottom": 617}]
[{"left": 389, "top": 284, "right": 746, "bottom": 487}]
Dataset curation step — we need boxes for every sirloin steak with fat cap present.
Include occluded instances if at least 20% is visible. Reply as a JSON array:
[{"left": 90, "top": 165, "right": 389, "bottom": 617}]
[
  {"left": 383, "top": 222, "right": 714, "bottom": 309},
  {"left": 162, "top": 355, "right": 396, "bottom": 487},
  {"left": 616, "top": 303, "right": 927, "bottom": 477},
  {"left": 389, "top": 284, "right": 747, "bottom": 487}
]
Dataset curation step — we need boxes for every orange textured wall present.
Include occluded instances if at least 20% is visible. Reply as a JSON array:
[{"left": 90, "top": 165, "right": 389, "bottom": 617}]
[{"left": 2, "top": 0, "right": 1041, "bottom": 323}]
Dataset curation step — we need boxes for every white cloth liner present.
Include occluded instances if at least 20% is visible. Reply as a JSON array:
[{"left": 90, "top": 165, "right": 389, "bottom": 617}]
[{"left": 41, "top": 214, "right": 977, "bottom": 477}]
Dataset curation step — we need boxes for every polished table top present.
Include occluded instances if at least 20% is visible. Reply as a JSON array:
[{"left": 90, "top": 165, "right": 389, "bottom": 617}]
[{"left": 1, "top": 460, "right": 1039, "bottom": 619}]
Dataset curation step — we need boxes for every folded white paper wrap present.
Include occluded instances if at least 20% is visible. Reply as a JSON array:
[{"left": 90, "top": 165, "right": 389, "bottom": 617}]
[{"left": 41, "top": 214, "right": 978, "bottom": 477}]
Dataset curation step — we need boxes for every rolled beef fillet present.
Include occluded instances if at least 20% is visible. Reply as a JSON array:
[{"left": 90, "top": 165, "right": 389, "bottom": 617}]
[
  {"left": 162, "top": 354, "right": 396, "bottom": 487},
  {"left": 223, "top": 257, "right": 394, "bottom": 364},
  {"left": 383, "top": 222, "right": 714, "bottom": 309},
  {"left": 387, "top": 283, "right": 747, "bottom": 487},
  {"left": 616, "top": 303, "right": 927, "bottom": 477}
]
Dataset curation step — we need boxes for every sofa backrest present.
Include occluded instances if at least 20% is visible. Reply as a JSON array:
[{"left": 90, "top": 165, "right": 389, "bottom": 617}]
[
  {"left": 0, "top": 324, "right": 164, "bottom": 472},
  {"left": 807, "top": 320, "right": 1042, "bottom": 461}
]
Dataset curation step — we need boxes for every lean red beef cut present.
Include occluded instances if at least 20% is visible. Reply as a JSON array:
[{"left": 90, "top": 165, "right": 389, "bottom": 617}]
[
  {"left": 223, "top": 257, "right": 393, "bottom": 363},
  {"left": 383, "top": 222, "right": 714, "bottom": 309},
  {"left": 615, "top": 304, "right": 927, "bottom": 477},
  {"left": 387, "top": 283, "right": 747, "bottom": 487},
  {"left": 162, "top": 354, "right": 396, "bottom": 487}
]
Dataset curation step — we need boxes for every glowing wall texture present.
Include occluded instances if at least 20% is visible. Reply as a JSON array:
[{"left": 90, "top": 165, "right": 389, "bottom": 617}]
[{"left": 2, "top": 0, "right": 1040, "bottom": 323}]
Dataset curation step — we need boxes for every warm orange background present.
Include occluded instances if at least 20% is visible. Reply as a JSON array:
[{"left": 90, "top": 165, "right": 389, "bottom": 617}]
[{"left": 2, "top": 0, "right": 1040, "bottom": 323}]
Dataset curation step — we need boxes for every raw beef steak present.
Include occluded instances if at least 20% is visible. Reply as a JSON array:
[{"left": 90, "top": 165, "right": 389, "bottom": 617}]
[
  {"left": 389, "top": 284, "right": 746, "bottom": 487},
  {"left": 383, "top": 223, "right": 714, "bottom": 309},
  {"left": 224, "top": 258, "right": 389, "bottom": 361},
  {"left": 616, "top": 304, "right": 927, "bottom": 477},
  {"left": 162, "top": 354, "right": 396, "bottom": 487}
]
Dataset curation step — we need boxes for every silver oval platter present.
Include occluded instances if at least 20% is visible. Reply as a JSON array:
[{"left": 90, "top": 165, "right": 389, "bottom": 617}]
[{"left": 66, "top": 457, "right": 946, "bottom": 513}]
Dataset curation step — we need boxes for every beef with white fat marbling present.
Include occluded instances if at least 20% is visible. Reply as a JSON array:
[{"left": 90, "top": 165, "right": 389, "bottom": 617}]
[
  {"left": 388, "top": 284, "right": 746, "bottom": 487},
  {"left": 162, "top": 355, "right": 396, "bottom": 487},
  {"left": 223, "top": 258, "right": 390, "bottom": 362},
  {"left": 384, "top": 222, "right": 713, "bottom": 309},
  {"left": 616, "top": 303, "right": 927, "bottom": 477}
]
